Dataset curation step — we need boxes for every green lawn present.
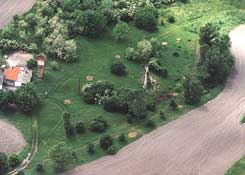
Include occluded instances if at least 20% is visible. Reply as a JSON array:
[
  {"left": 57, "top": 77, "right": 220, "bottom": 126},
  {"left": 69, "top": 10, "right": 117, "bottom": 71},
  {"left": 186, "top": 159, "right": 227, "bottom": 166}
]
[
  {"left": 1, "top": 0, "right": 245, "bottom": 174},
  {"left": 226, "top": 158, "right": 245, "bottom": 175}
]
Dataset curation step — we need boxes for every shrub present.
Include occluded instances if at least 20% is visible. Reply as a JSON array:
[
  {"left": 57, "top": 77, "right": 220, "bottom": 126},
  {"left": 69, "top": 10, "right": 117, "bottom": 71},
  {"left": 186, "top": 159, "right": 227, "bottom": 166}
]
[
  {"left": 9, "top": 154, "right": 21, "bottom": 168},
  {"left": 145, "top": 120, "right": 156, "bottom": 128},
  {"left": 147, "top": 100, "right": 157, "bottom": 112},
  {"left": 169, "top": 99, "right": 177, "bottom": 110},
  {"left": 160, "top": 110, "right": 166, "bottom": 120},
  {"left": 89, "top": 117, "right": 108, "bottom": 133},
  {"left": 173, "top": 52, "right": 179, "bottom": 57},
  {"left": 49, "top": 142, "right": 75, "bottom": 172},
  {"left": 36, "top": 163, "right": 45, "bottom": 173},
  {"left": 100, "top": 135, "right": 113, "bottom": 150},
  {"left": 15, "top": 83, "right": 40, "bottom": 113},
  {"left": 112, "top": 22, "right": 129, "bottom": 41},
  {"left": 17, "top": 171, "right": 24, "bottom": 175},
  {"left": 134, "top": 6, "right": 159, "bottom": 31},
  {"left": 183, "top": 75, "right": 203, "bottom": 105},
  {"left": 118, "top": 133, "right": 126, "bottom": 143},
  {"left": 168, "top": 15, "right": 176, "bottom": 23},
  {"left": 126, "top": 38, "right": 162, "bottom": 64},
  {"left": 148, "top": 58, "right": 168, "bottom": 77},
  {"left": 81, "top": 81, "right": 114, "bottom": 104},
  {"left": 75, "top": 121, "right": 86, "bottom": 134},
  {"left": 241, "top": 115, "right": 245, "bottom": 124},
  {"left": 125, "top": 47, "right": 137, "bottom": 61},
  {"left": 111, "top": 61, "right": 127, "bottom": 76},
  {"left": 82, "top": 10, "right": 107, "bottom": 37},
  {"left": 103, "top": 95, "right": 128, "bottom": 114},
  {"left": 107, "top": 146, "right": 117, "bottom": 155},
  {"left": 27, "top": 58, "right": 37, "bottom": 69},
  {"left": 0, "top": 152, "right": 8, "bottom": 175},
  {"left": 50, "top": 61, "right": 59, "bottom": 71},
  {"left": 87, "top": 143, "right": 95, "bottom": 154},
  {"left": 63, "top": 112, "right": 75, "bottom": 138},
  {"left": 127, "top": 90, "right": 148, "bottom": 123},
  {"left": 0, "top": 39, "right": 19, "bottom": 53}
]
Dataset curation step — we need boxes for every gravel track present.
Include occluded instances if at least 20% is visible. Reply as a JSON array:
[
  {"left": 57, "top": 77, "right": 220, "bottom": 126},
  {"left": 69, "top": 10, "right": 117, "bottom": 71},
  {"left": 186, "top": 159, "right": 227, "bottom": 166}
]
[
  {"left": 0, "top": 0, "right": 35, "bottom": 153},
  {"left": 64, "top": 26, "right": 245, "bottom": 175}
]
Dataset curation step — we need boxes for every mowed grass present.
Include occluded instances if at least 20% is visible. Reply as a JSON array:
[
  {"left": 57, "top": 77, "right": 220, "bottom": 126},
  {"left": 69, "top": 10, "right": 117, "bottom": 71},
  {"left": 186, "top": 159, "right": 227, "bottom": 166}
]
[
  {"left": 226, "top": 158, "right": 245, "bottom": 175},
  {"left": 0, "top": 0, "right": 244, "bottom": 174}
]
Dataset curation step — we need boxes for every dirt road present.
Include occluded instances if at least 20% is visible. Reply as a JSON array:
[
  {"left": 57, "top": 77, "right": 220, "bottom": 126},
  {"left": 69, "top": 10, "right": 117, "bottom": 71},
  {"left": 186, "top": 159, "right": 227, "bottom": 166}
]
[
  {"left": 0, "top": 0, "right": 35, "bottom": 153},
  {"left": 64, "top": 26, "right": 245, "bottom": 175}
]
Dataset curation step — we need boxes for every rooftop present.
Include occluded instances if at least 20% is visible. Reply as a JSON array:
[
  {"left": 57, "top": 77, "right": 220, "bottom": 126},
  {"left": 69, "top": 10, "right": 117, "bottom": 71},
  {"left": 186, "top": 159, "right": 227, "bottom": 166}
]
[{"left": 4, "top": 66, "right": 20, "bottom": 81}]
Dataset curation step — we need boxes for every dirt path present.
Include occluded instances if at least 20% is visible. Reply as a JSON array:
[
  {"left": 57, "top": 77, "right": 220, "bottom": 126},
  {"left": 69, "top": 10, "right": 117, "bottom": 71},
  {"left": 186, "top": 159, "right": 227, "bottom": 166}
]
[
  {"left": 64, "top": 26, "right": 245, "bottom": 175},
  {"left": 0, "top": 0, "right": 35, "bottom": 153}
]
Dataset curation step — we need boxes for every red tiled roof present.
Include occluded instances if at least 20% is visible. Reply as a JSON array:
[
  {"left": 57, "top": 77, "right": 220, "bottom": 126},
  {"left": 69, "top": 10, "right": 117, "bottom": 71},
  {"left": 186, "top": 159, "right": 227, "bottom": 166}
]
[{"left": 4, "top": 66, "right": 20, "bottom": 81}]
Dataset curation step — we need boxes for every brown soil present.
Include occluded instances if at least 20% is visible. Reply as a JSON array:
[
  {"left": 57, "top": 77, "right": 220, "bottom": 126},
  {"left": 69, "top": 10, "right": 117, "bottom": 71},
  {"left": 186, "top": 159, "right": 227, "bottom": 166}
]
[
  {"left": 128, "top": 132, "right": 137, "bottom": 138},
  {"left": 86, "top": 76, "right": 94, "bottom": 81}
]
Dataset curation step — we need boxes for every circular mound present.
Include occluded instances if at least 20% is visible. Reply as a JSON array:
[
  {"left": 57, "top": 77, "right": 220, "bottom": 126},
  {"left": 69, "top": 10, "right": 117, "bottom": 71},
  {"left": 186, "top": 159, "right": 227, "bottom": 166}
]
[
  {"left": 0, "top": 120, "right": 26, "bottom": 153},
  {"left": 128, "top": 132, "right": 137, "bottom": 138},
  {"left": 64, "top": 99, "right": 72, "bottom": 105},
  {"left": 86, "top": 76, "right": 94, "bottom": 81}
]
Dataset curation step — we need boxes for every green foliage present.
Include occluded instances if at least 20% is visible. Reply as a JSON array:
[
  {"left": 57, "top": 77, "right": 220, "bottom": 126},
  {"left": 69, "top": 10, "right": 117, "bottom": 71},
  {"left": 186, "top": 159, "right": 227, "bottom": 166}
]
[
  {"left": 81, "top": 81, "right": 114, "bottom": 104},
  {"left": 198, "top": 23, "right": 234, "bottom": 88},
  {"left": 49, "top": 142, "right": 75, "bottom": 172},
  {"left": 148, "top": 58, "right": 168, "bottom": 77},
  {"left": 8, "top": 154, "right": 21, "bottom": 168},
  {"left": 107, "top": 145, "right": 118, "bottom": 155},
  {"left": 113, "top": 22, "right": 130, "bottom": 41},
  {"left": 100, "top": 135, "right": 113, "bottom": 150},
  {"left": 89, "top": 117, "right": 108, "bottom": 133},
  {"left": 50, "top": 61, "right": 59, "bottom": 71},
  {"left": 27, "top": 58, "right": 37, "bottom": 69},
  {"left": 169, "top": 99, "right": 177, "bottom": 110},
  {"left": 15, "top": 83, "right": 40, "bottom": 113},
  {"left": 63, "top": 112, "right": 75, "bottom": 138},
  {"left": 0, "top": 153, "right": 8, "bottom": 175},
  {"left": 36, "top": 163, "right": 45, "bottom": 173},
  {"left": 134, "top": 6, "right": 159, "bottom": 31},
  {"left": 118, "top": 133, "right": 127, "bottom": 143},
  {"left": 87, "top": 143, "right": 95, "bottom": 154},
  {"left": 199, "top": 23, "right": 219, "bottom": 46},
  {"left": 127, "top": 89, "right": 148, "bottom": 123},
  {"left": 0, "top": 39, "right": 19, "bottom": 54},
  {"left": 145, "top": 119, "right": 156, "bottom": 128},
  {"left": 126, "top": 38, "right": 162, "bottom": 64},
  {"left": 82, "top": 10, "right": 107, "bottom": 37},
  {"left": 240, "top": 115, "right": 245, "bottom": 124},
  {"left": 103, "top": 95, "right": 128, "bottom": 114},
  {"left": 168, "top": 15, "right": 175, "bottom": 23},
  {"left": 146, "top": 99, "right": 157, "bottom": 112},
  {"left": 111, "top": 61, "right": 127, "bottom": 76},
  {"left": 17, "top": 171, "right": 24, "bottom": 175},
  {"left": 183, "top": 75, "right": 203, "bottom": 105},
  {"left": 75, "top": 121, "right": 86, "bottom": 134}
]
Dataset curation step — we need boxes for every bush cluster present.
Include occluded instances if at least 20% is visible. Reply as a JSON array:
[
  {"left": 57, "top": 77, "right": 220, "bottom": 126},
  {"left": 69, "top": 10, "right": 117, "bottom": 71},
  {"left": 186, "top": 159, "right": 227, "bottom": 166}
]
[
  {"left": 111, "top": 61, "right": 127, "bottom": 76},
  {"left": 126, "top": 37, "right": 162, "bottom": 64},
  {"left": 148, "top": 58, "right": 168, "bottom": 77},
  {"left": 81, "top": 81, "right": 114, "bottom": 104}
]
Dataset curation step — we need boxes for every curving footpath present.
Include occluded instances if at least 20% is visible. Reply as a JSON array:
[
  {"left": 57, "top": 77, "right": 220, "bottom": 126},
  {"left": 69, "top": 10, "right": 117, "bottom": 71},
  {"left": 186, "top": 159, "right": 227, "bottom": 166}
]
[
  {"left": 0, "top": 0, "right": 35, "bottom": 153},
  {"left": 64, "top": 26, "right": 245, "bottom": 175}
]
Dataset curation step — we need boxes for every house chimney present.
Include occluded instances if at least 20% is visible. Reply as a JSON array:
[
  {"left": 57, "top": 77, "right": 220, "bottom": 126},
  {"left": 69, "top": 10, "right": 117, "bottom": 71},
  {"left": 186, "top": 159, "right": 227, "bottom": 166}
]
[{"left": 37, "top": 54, "right": 47, "bottom": 79}]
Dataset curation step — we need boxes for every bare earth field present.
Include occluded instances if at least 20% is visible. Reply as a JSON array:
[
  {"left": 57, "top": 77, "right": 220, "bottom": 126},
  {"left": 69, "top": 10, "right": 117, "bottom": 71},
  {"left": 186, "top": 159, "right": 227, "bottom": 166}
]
[
  {"left": 0, "top": 0, "right": 35, "bottom": 29},
  {"left": 0, "top": 0, "right": 35, "bottom": 153},
  {"left": 64, "top": 26, "right": 245, "bottom": 175}
]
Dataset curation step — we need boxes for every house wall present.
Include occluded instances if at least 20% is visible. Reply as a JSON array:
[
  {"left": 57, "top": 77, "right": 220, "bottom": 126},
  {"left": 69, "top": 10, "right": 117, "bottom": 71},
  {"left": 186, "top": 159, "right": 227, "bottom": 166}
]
[{"left": 4, "top": 79, "right": 15, "bottom": 87}]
